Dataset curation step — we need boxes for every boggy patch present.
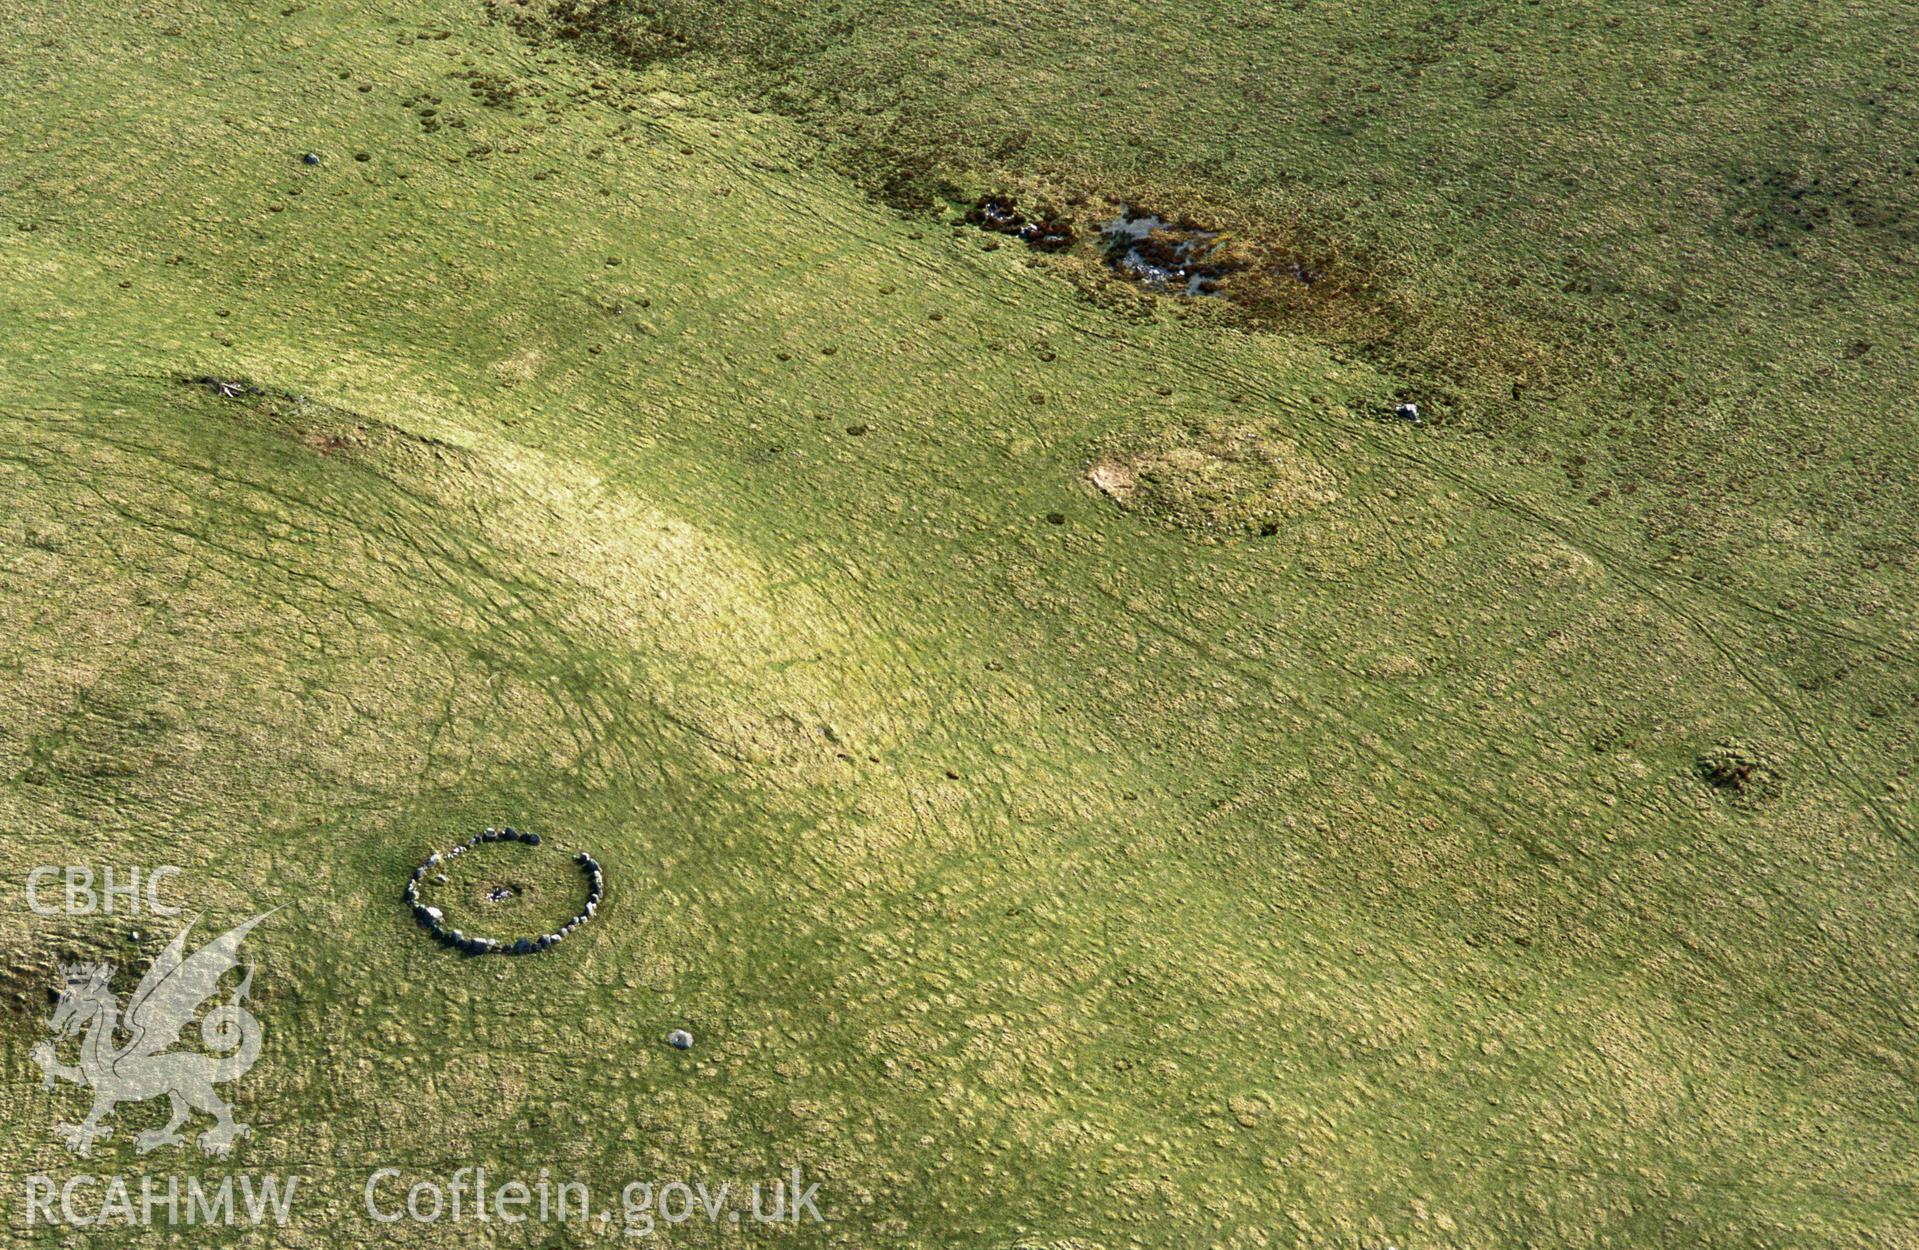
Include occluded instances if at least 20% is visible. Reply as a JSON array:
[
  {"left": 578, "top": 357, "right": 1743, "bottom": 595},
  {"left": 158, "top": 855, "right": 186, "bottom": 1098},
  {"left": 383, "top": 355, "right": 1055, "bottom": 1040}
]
[
  {"left": 1728, "top": 166, "right": 1917, "bottom": 254},
  {"left": 1087, "top": 419, "right": 1341, "bottom": 538},
  {"left": 508, "top": 0, "right": 696, "bottom": 70},
  {"left": 1098, "top": 205, "right": 1324, "bottom": 300},
  {"left": 965, "top": 194, "right": 1075, "bottom": 252},
  {"left": 1100, "top": 209, "right": 1234, "bottom": 297},
  {"left": 961, "top": 190, "right": 1332, "bottom": 308}
]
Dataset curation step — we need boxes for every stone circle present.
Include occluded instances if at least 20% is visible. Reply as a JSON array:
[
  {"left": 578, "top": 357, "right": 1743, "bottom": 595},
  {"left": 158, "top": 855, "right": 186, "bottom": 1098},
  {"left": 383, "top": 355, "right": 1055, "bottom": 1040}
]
[{"left": 403, "top": 827, "right": 602, "bottom": 956}]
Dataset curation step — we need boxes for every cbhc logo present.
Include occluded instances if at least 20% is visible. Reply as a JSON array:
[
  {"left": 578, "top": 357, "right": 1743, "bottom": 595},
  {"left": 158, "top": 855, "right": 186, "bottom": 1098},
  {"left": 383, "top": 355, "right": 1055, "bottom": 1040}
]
[{"left": 26, "top": 866, "right": 183, "bottom": 916}]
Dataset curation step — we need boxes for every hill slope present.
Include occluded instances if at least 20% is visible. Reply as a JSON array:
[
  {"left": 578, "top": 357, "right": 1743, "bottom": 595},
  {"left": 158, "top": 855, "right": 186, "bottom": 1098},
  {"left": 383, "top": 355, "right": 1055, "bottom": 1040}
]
[{"left": 1, "top": 2, "right": 1913, "bottom": 1246}]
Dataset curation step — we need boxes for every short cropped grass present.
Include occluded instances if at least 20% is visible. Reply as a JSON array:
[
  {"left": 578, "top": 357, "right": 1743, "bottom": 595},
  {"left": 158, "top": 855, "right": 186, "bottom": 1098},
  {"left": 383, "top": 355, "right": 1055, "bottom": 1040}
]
[{"left": 0, "top": 2, "right": 1914, "bottom": 1247}]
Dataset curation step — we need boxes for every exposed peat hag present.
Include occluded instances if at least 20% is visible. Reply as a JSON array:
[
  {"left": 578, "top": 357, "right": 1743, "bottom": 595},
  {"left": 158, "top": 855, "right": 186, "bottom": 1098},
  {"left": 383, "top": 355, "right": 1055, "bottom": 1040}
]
[
  {"left": 1098, "top": 206, "right": 1322, "bottom": 300},
  {"left": 965, "top": 195, "right": 1076, "bottom": 252},
  {"left": 963, "top": 197, "right": 1305, "bottom": 301},
  {"left": 1100, "top": 209, "right": 1234, "bottom": 296}
]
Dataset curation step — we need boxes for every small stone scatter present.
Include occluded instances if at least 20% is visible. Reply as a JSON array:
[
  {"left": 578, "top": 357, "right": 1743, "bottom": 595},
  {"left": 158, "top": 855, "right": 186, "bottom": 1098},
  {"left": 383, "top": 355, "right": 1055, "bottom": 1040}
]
[
  {"left": 403, "top": 827, "right": 599, "bottom": 956},
  {"left": 191, "top": 375, "right": 258, "bottom": 399}
]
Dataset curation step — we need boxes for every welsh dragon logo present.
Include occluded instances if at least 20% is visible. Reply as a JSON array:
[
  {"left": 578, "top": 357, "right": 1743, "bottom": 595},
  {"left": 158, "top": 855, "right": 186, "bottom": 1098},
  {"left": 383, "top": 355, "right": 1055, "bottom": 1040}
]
[{"left": 30, "top": 912, "right": 273, "bottom": 1158}]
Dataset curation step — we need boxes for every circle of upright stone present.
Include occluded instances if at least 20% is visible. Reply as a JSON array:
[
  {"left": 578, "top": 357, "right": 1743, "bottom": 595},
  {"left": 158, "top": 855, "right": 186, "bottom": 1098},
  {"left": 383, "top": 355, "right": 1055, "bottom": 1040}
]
[{"left": 402, "top": 827, "right": 603, "bottom": 956}]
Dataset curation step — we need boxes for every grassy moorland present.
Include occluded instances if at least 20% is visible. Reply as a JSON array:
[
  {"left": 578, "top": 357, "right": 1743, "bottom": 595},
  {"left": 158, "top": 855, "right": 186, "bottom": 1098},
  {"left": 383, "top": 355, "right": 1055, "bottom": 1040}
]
[{"left": 0, "top": 1, "right": 1913, "bottom": 1246}]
